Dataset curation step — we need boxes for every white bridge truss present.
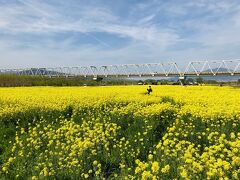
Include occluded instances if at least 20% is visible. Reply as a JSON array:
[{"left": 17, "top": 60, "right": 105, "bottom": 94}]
[{"left": 1, "top": 60, "right": 240, "bottom": 78}]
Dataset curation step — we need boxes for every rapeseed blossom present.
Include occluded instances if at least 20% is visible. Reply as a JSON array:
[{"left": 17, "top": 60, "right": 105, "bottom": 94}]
[
  {"left": 0, "top": 85, "right": 239, "bottom": 179},
  {"left": 151, "top": 162, "right": 159, "bottom": 173}
]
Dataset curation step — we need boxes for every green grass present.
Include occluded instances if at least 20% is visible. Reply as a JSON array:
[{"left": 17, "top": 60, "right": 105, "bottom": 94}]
[{"left": 0, "top": 74, "right": 136, "bottom": 87}]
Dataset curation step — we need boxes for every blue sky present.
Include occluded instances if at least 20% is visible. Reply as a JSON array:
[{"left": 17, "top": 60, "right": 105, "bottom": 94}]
[{"left": 1, "top": 0, "right": 240, "bottom": 68}]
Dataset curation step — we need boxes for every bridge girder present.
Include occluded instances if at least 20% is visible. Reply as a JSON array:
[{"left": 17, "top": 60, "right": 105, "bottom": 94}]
[{"left": 1, "top": 59, "right": 240, "bottom": 78}]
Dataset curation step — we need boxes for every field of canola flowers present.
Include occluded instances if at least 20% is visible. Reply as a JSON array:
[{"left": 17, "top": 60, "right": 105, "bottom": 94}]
[{"left": 0, "top": 85, "right": 240, "bottom": 179}]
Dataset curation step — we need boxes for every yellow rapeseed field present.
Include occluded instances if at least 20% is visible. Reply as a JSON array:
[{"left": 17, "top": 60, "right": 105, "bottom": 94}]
[{"left": 0, "top": 85, "right": 240, "bottom": 179}]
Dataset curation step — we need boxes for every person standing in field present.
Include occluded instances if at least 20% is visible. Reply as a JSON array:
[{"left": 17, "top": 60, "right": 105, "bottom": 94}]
[{"left": 147, "top": 86, "right": 153, "bottom": 95}]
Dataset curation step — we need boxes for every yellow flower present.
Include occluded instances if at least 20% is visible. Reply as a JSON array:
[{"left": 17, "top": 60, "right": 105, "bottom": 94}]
[
  {"left": 135, "top": 159, "right": 140, "bottom": 164},
  {"left": 1, "top": 85, "right": 240, "bottom": 179},
  {"left": 43, "top": 168, "right": 48, "bottom": 177},
  {"left": 230, "top": 132, "right": 235, "bottom": 139},
  {"left": 84, "top": 174, "right": 89, "bottom": 179},
  {"left": 120, "top": 163, "right": 126, "bottom": 169},
  {"left": 142, "top": 171, "right": 152, "bottom": 180},
  {"left": 32, "top": 176, "right": 38, "bottom": 180},
  {"left": 152, "top": 175, "right": 157, "bottom": 180},
  {"left": 161, "top": 164, "right": 170, "bottom": 174},
  {"left": 93, "top": 160, "right": 98, "bottom": 166},
  {"left": 2, "top": 166, "right": 7, "bottom": 172},
  {"left": 151, "top": 162, "right": 159, "bottom": 173},
  {"left": 135, "top": 167, "right": 141, "bottom": 174},
  {"left": 148, "top": 154, "right": 153, "bottom": 161},
  {"left": 180, "top": 169, "right": 188, "bottom": 178}
]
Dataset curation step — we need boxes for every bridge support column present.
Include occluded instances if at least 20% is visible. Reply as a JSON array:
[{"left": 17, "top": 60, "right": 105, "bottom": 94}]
[{"left": 179, "top": 76, "right": 185, "bottom": 86}]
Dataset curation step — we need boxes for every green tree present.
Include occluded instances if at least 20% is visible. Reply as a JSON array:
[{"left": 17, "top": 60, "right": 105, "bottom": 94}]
[{"left": 196, "top": 77, "right": 204, "bottom": 84}]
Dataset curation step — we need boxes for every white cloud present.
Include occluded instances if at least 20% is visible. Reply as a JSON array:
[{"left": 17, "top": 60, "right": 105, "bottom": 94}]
[
  {"left": 0, "top": 0, "right": 179, "bottom": 47},
  {"left": 0, "top": 0, "right": 240, "bottom": 68},
  {"left": 137, "top": 14, "right": 156, "bottom": 24},
  {"left": 0, "top": 20, "right": 7, "bottom": 27}
]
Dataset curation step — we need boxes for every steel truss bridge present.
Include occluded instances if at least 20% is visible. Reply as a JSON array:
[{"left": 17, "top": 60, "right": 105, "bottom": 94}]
[{"left": 1, "top": 60, "right": 240, "bottom": 79}]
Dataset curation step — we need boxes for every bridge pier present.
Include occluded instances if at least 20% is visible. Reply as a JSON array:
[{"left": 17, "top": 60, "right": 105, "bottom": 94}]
[{"left": 179, "top": 76, "right": 186, "bottom": 86}]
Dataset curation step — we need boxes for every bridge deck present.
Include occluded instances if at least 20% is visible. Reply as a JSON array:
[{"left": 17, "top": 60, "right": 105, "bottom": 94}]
[
  {"left": 46, "top": 72, "right": 240, "bottom": 78},
  {"left": 1, "top": 60, "right": 240, "bottom": 78}
]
